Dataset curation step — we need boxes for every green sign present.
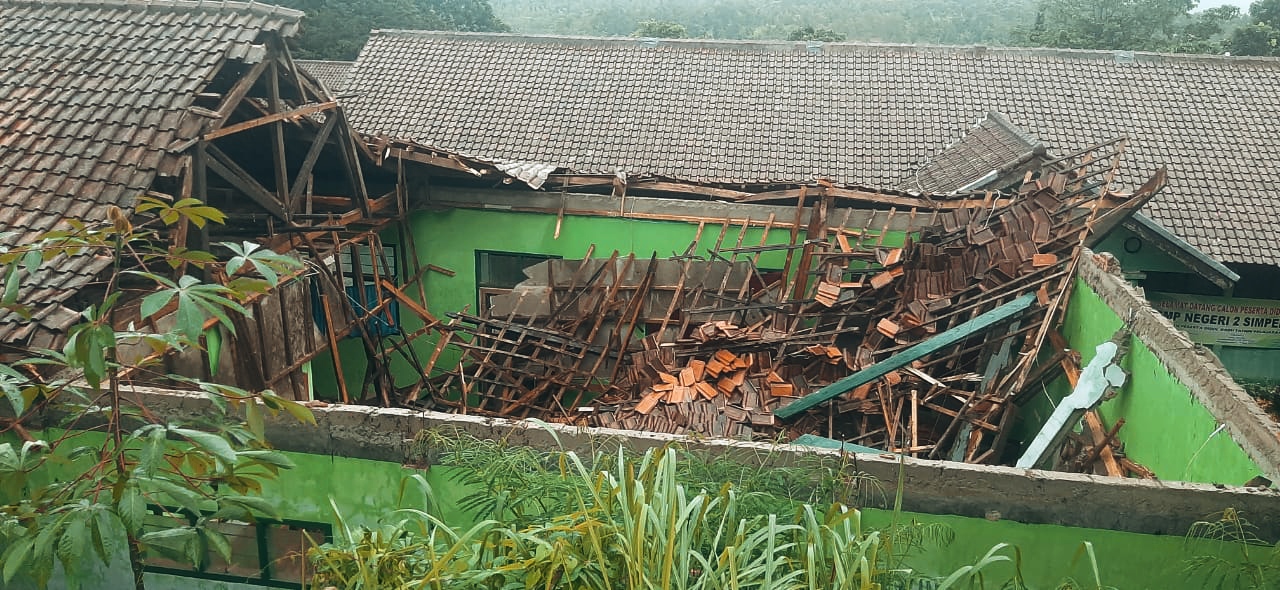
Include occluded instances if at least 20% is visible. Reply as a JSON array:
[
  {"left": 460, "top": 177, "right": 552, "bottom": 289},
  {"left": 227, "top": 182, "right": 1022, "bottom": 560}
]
[{"left": 1147, "top": 293, "right": 1280, "bottom": 349}]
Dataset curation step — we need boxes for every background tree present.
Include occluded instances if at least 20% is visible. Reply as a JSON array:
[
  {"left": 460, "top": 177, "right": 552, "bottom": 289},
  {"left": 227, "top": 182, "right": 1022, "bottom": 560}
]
[
  {"left": 0, "top": 201, "right": 315, "bottom": 589},
  {"left": 279, "top": 0, "right": 510, "bottom": 60},
  {"left": 489, "top": 0, "right": 1244, "bottom": 54},
  {"left": 787, "top": 26, "right": 848, "bottom": 42},
  {"left": 1019, "top": 0, "right": 1187, "bottom": 50},
  {"left": 1228, "top": 0, "right": 1280, "bottom": 55},
  {"left": 633, "top": 19, "right": 688, "bottom": 38}
]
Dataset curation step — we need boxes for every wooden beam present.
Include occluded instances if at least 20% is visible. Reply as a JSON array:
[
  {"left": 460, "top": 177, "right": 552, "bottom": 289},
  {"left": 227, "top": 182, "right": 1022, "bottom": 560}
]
[
  {"left": 211, "top": 58, "right": 271, "bottom": 129},
  {"left": 267, "top": 60, "right": 291, "bottom": 212},
  {"left": 776, "top": 293, "right": 1037, "bottom": 419},
  {"left": 390, "top": 147, "right": 486, "bottom": 176},
  {"left": 332, "top": 109, "right": 372, "bottom": 217},
  {"left": 630, "top": 180, "right": 752, "bottom": 200},
  {"left": 204, "top": 143, "right": 290, "bottom": 221},
  {"left": 287, "top": 113, "right": 339, "bottom": 205},
  {"left": 201, "top": 101, "right": 337, "bottom": 141},
  {"left": 1083, "top": 411, "right": 1124, "bottom": 476}
]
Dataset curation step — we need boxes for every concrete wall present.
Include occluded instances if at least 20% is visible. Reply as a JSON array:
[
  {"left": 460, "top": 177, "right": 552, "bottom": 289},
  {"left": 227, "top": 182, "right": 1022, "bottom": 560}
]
[{"left": 120, "top": 387, "right": 1280, "bottom": 542}]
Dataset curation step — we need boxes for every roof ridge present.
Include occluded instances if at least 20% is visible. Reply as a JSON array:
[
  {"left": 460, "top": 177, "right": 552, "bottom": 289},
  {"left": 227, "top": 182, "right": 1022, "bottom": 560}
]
[
  {"left": 296, "top": 59, "right": 356, "bottom": 65},
  {"left": 365, "top": 29, "right": 1280, "bottom": 65},
  {"left": 983, "top": 111, "right": 1045, "bottom": 151},
  {"left": 2, "top": 0, "right": 304, "bottom": 20}
]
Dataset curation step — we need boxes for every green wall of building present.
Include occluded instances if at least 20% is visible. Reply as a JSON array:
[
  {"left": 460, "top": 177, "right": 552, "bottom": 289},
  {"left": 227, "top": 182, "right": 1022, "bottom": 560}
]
[{"left": 1015, "top": 278, "right": 1261, "bottom": 485}]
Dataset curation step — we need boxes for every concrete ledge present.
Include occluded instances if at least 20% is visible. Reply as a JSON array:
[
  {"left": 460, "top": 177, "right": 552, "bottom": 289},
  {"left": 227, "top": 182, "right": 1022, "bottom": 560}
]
[
  {"left": 1078, "top": 251, "right": 1280, "bottom": 481},
  {"left": 122, "top": 386, "right": 1280, "bottom": 541}
]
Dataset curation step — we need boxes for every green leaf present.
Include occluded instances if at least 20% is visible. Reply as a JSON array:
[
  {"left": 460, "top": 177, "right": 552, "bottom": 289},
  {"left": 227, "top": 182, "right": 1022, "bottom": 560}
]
[
  {"left": 1, "top": 537, "right": 33, "bottom": 584},
  {"left": 237, "top": 449, "right": 296, "bottom": 469},
  {"left": 245, "top": 399, "right": 264, "bottom": 440},
  {"left": 135, "top": 424, "right": 167, "bottom": 478},
  {"left": 262, "top": 391, "right": 316, "bottom": 426},
  {"left": 171, "top": 427, "right": 237, "bottom": 465},
  {"left": 203, "top": 526, "right": 233, "bottom": 563},
  {"left": 117, "top": 485, "right": 146, "bottom": 535},
  {"left": 141, "top": 476, "right": 204, "bottom": 516},
  {"left": 89, "top": 508, "right": 113, "bottom": 565},
  {"left": 220, "top": 495, "right": 280, "bottom": 520},
  {"left": 21, "top": 248, "right": 41, "bottom": 276},
  {"left": 139, "top": 290, "right": 176, "bottom": 320},
  {"left": 57, "top": 514, "right": 89, "bottom": 573},
  {"left": 174, "top": 293, "right": 206, "bottom": 344},
  {"left": 2, "top": 267, "right": 20, "bottom": 306}
]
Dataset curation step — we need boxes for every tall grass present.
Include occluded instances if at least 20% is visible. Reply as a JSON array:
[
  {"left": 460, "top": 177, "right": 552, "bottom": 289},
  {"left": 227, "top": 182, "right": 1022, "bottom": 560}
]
[{"left": 308, "top": 431, "right": 1107, "bottom": 589}]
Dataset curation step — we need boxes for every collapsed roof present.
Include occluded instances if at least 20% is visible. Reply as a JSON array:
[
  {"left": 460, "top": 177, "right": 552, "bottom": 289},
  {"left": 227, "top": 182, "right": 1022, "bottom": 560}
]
[{"left": 340, "top": 31, "right": 1280, "bottom": 267}]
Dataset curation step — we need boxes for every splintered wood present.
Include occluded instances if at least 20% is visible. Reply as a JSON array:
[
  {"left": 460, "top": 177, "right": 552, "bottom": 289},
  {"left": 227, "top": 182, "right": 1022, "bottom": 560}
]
[{"left": 425, "top": 138, "right": 1168, "bottom": 465}]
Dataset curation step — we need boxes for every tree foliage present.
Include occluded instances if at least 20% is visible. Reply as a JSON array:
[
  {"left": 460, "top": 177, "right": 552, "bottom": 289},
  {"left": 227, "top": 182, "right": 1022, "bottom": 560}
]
[
  {"left": 1228, "top": 0, "right": 1280, "bottom": 55},
  {"left": 633, "top": 19, "right": 688, "bottom": 38},
  {"left": 491, "top": 0, "right": 1040, "bottom": 46},
  {"left": 489, "top": 0, "right": 1247, "bottom": 54},
  {"left": 1016, "top": 0, "right": 1242, "bottom": 52},
  {"left": 0, "top": 201, "right": 315, "bottom": 589},
  {"left": 787, "top": 26, "right": 848, "bottom": 42},
  {"left": 279, "top": 0, "right": 510, "bottom": 60}
]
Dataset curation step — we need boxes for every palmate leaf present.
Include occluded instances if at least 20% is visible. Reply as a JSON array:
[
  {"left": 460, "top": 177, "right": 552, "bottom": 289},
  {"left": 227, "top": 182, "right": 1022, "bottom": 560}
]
[
  {"left": 221, "top": 241, "right": 299, "bottom": 287},
  {"left": 136, "top": 196, "right": 226, "bottom": 228}
]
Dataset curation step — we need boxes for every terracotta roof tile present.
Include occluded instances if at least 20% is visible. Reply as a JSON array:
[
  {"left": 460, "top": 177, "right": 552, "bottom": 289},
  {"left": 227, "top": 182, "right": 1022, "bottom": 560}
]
[
  {"left": 297, "top": 60, "right": 354, "bottom": 94},
  {"left": 343, "top": 32, "right": 1280, "bottom": 266}
]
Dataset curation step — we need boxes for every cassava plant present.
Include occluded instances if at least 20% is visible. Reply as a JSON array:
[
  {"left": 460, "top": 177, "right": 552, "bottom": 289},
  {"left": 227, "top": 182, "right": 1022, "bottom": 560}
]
[{"left": 0, "top": 197, "right": 316, "bottom": 589}]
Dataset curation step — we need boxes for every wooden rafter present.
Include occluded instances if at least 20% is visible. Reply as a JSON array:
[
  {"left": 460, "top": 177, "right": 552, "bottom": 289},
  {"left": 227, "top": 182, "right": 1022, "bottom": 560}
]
[
  {"left": 204, "top": 142, "right": 290, "bottom": 221},
  {"left": 288, "top": 113, "right": 339, "bottom": 207},
  {"left": 200, "top": 101, "right": 337, "bottom": 141},
  {"left": 211, "top": 57, "right": 272, "bottom": 129}
]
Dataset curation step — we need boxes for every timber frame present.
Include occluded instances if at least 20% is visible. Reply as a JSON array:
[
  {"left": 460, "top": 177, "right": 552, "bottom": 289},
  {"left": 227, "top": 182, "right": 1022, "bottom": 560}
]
[{"left": 116, "top": 35, "right": 414, "bottom": 403}]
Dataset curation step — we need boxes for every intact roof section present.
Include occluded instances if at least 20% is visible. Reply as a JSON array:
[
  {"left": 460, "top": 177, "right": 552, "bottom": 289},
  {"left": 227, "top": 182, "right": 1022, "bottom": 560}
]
[
  {"left": 897, "top": 111, "right": 1046, "bottom": 194},
  {"left": 297, "top": 59, "right": 354, "bottom": 94},
  {"left": 342, "top": 31, "right": 1280, "bottom": 267},
  {"left": 0, "top": 0, "right": 303, "bottom": 344}
]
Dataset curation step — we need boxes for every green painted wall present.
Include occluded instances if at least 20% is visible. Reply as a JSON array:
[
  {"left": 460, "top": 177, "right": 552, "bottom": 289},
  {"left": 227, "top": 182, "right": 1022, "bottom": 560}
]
[
  {"left": 1044, "top": 278, "right": 1261, "bottom": 485},
  {"left": 312, "top": 208, "right": 906, "bottom": 399},
  {"left": 1218, "top": 346, "right": 1280, "bottom": 380},
  {"left": 1094, "top": 227, "right": 1192, "bottom": 275}
]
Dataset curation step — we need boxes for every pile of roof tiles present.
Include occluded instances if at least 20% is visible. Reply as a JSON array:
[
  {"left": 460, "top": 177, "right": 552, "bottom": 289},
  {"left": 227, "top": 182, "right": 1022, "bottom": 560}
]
[{"left": 418, "top": 141, "right": 1165, "bottom": 465}]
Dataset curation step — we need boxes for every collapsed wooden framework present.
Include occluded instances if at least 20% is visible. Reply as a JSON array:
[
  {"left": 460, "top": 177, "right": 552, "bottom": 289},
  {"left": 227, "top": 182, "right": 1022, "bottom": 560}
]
[
  {"left": 395, "top": 138, "right": 1166, "bottom": 468},
  {"left": 113, "top": 36, "right": 421, "bottom": 403}
]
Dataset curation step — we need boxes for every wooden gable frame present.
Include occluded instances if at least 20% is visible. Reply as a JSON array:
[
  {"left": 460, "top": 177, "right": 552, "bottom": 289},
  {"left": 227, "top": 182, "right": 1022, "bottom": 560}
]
[{"left": 118, "top": 35, "right": 410, "bottom": 402}]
